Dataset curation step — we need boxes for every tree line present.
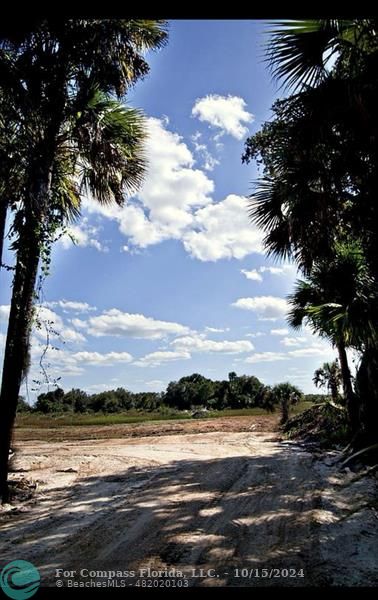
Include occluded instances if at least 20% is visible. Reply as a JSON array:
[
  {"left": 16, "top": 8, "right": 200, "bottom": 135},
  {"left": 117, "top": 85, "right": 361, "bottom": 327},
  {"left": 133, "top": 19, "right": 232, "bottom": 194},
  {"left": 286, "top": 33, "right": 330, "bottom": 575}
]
[{"left": 17, "top": 372, "right": 309, "bottom": 416}]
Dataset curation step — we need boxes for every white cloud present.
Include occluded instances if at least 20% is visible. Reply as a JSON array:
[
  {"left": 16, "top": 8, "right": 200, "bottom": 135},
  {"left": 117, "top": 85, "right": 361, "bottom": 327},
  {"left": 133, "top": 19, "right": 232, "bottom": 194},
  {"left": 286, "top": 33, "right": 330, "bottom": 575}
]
[
  {"left": 288, "top": 347, "right": 332, "bottom": 358},
  {"left": 205, "top": 326, "right": 229, "bottom": 333},
  {"left": 192, "top": 94, "right": 254, "bottom": 139},
  {"left": 245, "top": 352, "right": 288, "bottom": 364},
  {"left": 245, "top": 331, "right": 266, "bottom": 338},
  {"left": 271, "top": 328, "right": 289, "bottom": 336},
  {"left": 60, "top": 329, "right": 87, "bottom": 344},
  {"left": 33, "top": 306, "right": 86, "bottom": 345},
  {"left": 192, "top": 139, "right": 220, "bottom": 172},
  {"left": 183, "top": 195, "right": 264, "bottom": 261},
  {"left": 241, "top": 269, "right": 263, "bottom": 282},
  {"left": 72, "top": 351, "right": 133, "bottom": 366},
  {"left": 28, "top": 344, "right": 133, "bottom": 378},
  {"left": 241, "top": 264, "right": 296, "bottom": 283},
  {"left": 232, "top": 296, "right": 288, "bottom": 321},
  {"left": 60, "top": 218, "right": 107, "bottom": 252},
  {"left": 0, "top": 305, "right": 10, "bottom": 321},
  {"left": 81, "top": 309, "right": 190, "bottom": 340},
  {"left": 280, "top": 337, "right": 308, "bottom": 347},
  {"left": 70, "top": 318, "right": 87, "bottom": 329},
  {"left": 134, "top": 350, "right": 191, "bottom": 368},
  {"left": 84, "top": 117, "right": 214, "bottom": 249},
  {"left": 45, "top": 300, "right": 96, "bottom": 313},
  {"left": 259, "top": 265, "right": 295, "bottom": 276},
  {"left": 171, "top": 335, "right": 254, "bottom": 354},
  {"left": 80, "top": 118, "right": 264, "bottom": 263}
]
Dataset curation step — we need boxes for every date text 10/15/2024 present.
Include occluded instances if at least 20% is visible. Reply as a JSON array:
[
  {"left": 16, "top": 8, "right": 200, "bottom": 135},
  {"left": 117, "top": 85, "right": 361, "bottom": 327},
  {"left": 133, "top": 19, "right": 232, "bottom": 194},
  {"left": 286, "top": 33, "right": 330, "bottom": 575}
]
[{"left": 55, "top": 567, "right": 305, "bottom": 580}]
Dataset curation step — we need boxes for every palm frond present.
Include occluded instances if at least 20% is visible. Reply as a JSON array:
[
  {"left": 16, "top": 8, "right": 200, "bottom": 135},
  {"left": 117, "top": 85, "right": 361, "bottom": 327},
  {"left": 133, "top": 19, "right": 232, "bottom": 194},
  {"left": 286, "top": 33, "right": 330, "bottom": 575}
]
[{"left": 266, "top": 19, "right": 355, "bottom": 90}]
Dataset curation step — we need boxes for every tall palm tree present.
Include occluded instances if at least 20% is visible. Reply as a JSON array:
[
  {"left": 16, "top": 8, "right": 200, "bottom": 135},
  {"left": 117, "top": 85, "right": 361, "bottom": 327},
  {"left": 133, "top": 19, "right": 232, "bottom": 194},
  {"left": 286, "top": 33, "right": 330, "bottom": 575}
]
[
  {"left": 0, "top": 19, "right": 167, "bottom": 503},
  {"left": 287, "top": 242, "right": 374, "bottom": 435},
  {"left": 313, "top": 360, "right": 342, "bottom": 404},
  {"left": 0, "top": 18, "right": 168, "bottom": 279},
  {"left": 243, "top": 18, "right": 378, "bottom": 447}
]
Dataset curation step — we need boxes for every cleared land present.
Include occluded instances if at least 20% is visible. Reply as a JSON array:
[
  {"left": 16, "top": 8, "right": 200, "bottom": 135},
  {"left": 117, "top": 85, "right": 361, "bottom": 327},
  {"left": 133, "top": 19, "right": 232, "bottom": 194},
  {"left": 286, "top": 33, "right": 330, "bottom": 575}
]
[{"left": 1, "top": 416, "right": 377, "bottom": 587}]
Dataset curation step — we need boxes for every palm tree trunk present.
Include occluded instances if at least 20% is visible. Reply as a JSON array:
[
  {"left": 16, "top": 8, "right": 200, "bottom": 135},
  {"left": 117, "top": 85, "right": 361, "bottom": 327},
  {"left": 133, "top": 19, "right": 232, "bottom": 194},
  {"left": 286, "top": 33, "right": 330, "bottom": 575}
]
[
  {"left": 0, "top": 200, "right": 7, "bottom": 272},
  {"left": 337, "top": 341, "right": 358, "bottom": 435},
  {"left": 280, "top": 398, "right": 289, "bottom": 425},
  {"left": 355, "top": 347, "right": 378, "bottom": 447},
  {"left": 0, "top": 211, "right": 42, "bottom": 503}
]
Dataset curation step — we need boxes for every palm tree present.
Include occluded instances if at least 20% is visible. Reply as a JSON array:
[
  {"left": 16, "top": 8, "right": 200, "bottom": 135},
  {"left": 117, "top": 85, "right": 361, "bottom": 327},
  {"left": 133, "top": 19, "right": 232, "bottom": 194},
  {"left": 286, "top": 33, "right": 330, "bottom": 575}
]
[
  {"left": 313, "top": 361, "right": 342, "bottom": 404},
  {"left": 0, "top": 18, "right": 168, "bottom": 279},
  {"left": 0, "top": 19, "right": 167, "bottom": 503},
  {"left": 243, "top": 19, "right": 378, "bottom": 448},
  {"left": 266, "top": 19, "right": 377, "bottom": 91},
  {"left": 287, "top": 242, "right": 374, "bottom": 435},
  {"left": 270, "top": 382, "right": 303, "bottom": 425}
]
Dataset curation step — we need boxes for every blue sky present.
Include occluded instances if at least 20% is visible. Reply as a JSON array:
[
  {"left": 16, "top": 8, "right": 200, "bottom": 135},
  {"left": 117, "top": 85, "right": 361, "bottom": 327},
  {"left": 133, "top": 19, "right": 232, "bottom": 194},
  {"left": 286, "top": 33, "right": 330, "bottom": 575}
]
[{"left": 0, "top": 20, "right": 340, "bottom": 399}]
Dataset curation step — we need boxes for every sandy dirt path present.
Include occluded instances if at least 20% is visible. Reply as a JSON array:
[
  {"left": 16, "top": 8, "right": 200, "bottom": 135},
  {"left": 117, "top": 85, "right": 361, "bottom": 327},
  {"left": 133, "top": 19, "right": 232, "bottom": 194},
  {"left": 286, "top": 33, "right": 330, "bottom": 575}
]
[{"left": 1, "top": 431, "right": 377, "bottom": 587}]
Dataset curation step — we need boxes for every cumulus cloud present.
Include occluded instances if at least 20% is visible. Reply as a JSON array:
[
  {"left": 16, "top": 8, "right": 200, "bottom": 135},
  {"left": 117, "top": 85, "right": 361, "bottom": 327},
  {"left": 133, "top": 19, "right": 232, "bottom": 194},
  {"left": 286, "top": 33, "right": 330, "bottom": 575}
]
[
  {"left": 241, "top": 269, "right": 263, "bottom": 282},
  {"left": 245, "top": 352, "right": 288, "bottom": 364},
  {"left": 232, "top": 296, "right": 288, "bottom": 321},
  {"left": 29, "top": 344, "right": 132, "bottom": 377},
  {"left": 288, "top": 347, "right": 330, "bottom": 358},
  {"left": 192, "top": 94, "right": 254, "bottom": 139},
  {"left": 45, "top": 300, "right": 96, "bottom": 313},
  {"left": 241, "top": 264, "right": 296, "bottom": 282},
  {"left": 3, "top": 305, "right": 87, "bottom": 346},
  {"left": 72, "top": 351, "right": 133, "bottom": 366},
  {"left": 79, "top": 309, "right": 190, "bottom": 340},
  {"left": 191, "top": 138, "right": 220, "bottom": 172},
  {"left": 60, "top": 218, "right": 107, "bottom": 252},
  {"left": 134, "top": 350, "right": 191, "bottom": 368},
  {"left": 245, "top": 331, "right": 266, "bottom": 338},
  {"left": 32, "top": 306, "right": 86, "bottom": 344},
  {"left": 182, "top": 195, "right": 264, "bottom": 261},
  {"left": 280, "top": 337, "right": 308, "bottom": 347},
  {"left": 171, "top": 335, "right": 254, "bottom": 354},
  {"left": 270, "top": 328, "right": 289, "bottom": 336},
  {"left": 79, "top": 118, "right": 265, "bottom": 263},
  {"left": 84, "top": 117, "right": 214, "bottom": 249},
  {"left": 205, "top": 326, "right": 229, "bottom": 333}
]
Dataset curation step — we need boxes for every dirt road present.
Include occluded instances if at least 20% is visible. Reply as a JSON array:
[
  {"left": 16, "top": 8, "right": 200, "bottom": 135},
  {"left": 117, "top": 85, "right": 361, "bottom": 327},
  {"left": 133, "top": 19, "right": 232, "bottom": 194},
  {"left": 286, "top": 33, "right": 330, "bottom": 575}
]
[{"left": 1, "top": 428, "right": 377, "bottom": 587}]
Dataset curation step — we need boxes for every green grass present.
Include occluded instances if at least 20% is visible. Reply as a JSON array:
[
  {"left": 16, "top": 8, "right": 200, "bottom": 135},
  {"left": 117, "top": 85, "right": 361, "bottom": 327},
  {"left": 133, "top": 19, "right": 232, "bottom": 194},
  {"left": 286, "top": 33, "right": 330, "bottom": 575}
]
[
  {"left": 15, "top": 401, "right": 313, "bottom": 429},
  {"left": 15, "top": 411, "right": 191, "bottom": 428}
]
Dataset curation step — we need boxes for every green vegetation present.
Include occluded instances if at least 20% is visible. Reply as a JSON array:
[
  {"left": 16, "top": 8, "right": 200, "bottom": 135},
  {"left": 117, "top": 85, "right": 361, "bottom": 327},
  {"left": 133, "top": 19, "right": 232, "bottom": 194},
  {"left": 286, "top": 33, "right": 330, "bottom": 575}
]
[
  {"left": 284, "top": 403, "right": 349, "bottom": 448},
  {"left": 0, "top": 19, "right": 168, "bottom": 502},
  {"left": 17, "top": 372, "right": 314, "bottom": 421},
  {"left": 243, "top": 19, "right": 378, "bottom": 451},
  {"left": 16, "top": 402, "right": 314, "bottom": 429}
]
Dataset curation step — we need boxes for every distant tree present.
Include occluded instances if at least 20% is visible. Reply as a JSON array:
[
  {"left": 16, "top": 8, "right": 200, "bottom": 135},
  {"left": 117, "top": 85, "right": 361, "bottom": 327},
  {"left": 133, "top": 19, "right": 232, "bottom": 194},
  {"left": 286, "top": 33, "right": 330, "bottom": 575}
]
[
  {"left": 305, "top": 394, "right": 331, "bottom": 403},
  {"left": 271, "top": 382, "right": 303, "bottom": 425},
  {"left": 35, "top": 387, "right": 65, "bottom": 413},
  {"left": 16, "top": 396, "right": 32, "bottom": 413},
  {"left": 88, "top": 391, "right": 120, "bottom": 413},
  {"left": 313, "top": 361, "right": 342, "bottom": 404},
  {"left": 63, "top": 388, "right": 89, "bottom": 413},
  {"left": 114, "top": 387, "right": 134, "bottom": 410},
  {"left": 164, "top": 374, "right": 214, "bottom": 410}
]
